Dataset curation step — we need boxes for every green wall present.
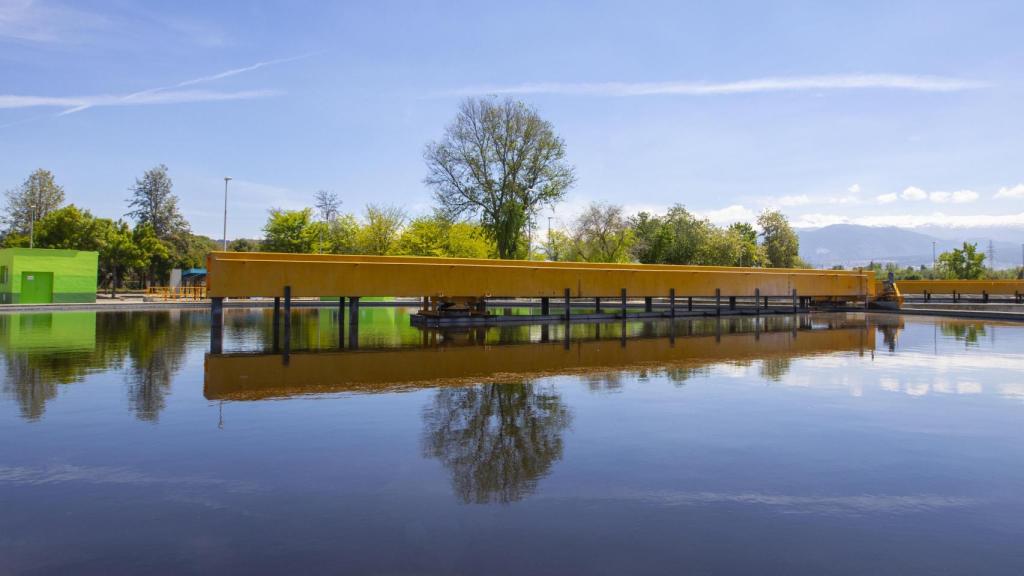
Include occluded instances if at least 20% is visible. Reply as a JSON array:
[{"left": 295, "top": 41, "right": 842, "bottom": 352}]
[
  {"left": 0, "top": 248, "right": 98, "bottom": 304},
  {"left": 0, "top": 311, "right": 97, "bottom": 350}
]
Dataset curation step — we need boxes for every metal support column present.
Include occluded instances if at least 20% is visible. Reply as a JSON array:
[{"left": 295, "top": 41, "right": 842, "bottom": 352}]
[
  {"left": 564, "top": 288, "right": 571, "bottom": 321},
  {"left": 755, "top": 288, "right": 760, "bottom": 315},
  {"left": 272, "top": 296, "right": 281, "bottom": 351},
  {"left": 348, "top": 296, "right": 360, "bottom": 349},
  {"left": 669, "top": 288, "right": 676, "bottom": 318},
  {"left": 541, "top": 297, "right": 550, "bottom": 316},
  {"left": 715, "top": 289, "right": 722, "bottom": 316},
  {"left": 595, "top": 297, "right": 602, "bottom": 313},
  {"left": 644, "top": 297, "right": 653, "bottom": 313},
  {"left": 283, "top": 286, "right": 292, "bottom": 358},
  {"left": 688, "top": 296, "right": 693, "bottom": 312},
  {"left": 729, "top": 296, "right": 736, "bottom": 310},
  {"left": 210, "top": 297, "right": 224, "bottom": 354},
  {"left": 792, "top": 289, "right": 798, "bottom": 314},
  {"left": 338, "top": 297, "right": 345, "bottom": 347},
  {"left": 620, "top": 288, "right": 627, "bottom": 317}
]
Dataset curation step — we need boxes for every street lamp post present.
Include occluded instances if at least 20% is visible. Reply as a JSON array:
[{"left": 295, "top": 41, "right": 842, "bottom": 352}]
[
  {"left": 222, "top": 177, "right": 232, "bottom": 251},
  {"left": 29, "top": 204, "right": 35, "bottom": 249}
]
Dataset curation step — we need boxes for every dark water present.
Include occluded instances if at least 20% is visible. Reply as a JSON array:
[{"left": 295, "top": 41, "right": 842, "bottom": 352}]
[{"left": 2, "top": 308, "right": 1023, "bottom": 575}]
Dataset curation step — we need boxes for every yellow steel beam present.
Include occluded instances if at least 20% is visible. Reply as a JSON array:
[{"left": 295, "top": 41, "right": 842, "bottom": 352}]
[
  {"left": 896, "top": 280, "right": 1024, "bottom": 296},
  {"left": 204, "top": 321, "right": 875, "bottom": 400},
  {"left": 211, "top": 251, "right": 865, "bottom": 275},
  {"left": 207, "top": 252, "right": 872, "bottom": 299}
]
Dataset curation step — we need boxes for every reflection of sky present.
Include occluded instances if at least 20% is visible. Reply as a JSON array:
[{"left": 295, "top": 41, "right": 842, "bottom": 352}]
[
  {"left": 708, "top": 355, "right": 1024, "bottom": 402},
  {"left": 697, "top": 316, "right": 1024, "bottom": 402}
]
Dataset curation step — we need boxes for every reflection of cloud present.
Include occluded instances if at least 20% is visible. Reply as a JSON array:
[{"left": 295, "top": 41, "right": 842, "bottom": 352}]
[
  {"left": 554, "top": 489, "right": 976, "bottom": 516},
  {"left": 879, "top": 377, "right": 901, "bottom": 392},
  {"left": 765, "top": 352, "right": 1012, "bottom": 399},
  {"left": 0, "top": 464, "right": 260, "bottom": 492},
  {"left": 905, "top": 382, "right": 929, "bottom": 396},
  {"left": 1000, "top": 383, "right": 1024, "bottom": 400},
  {"left": 956, "top": 381, "right": 983, "bottom": 395}
]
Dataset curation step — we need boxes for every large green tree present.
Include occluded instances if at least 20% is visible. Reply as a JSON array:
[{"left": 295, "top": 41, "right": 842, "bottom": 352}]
[
  {"left": 758, "top": 210, "right": 800, "bottom": 268},
  {"left": 938, "top": 242, "right": 986, "bottom": 279},
  {"left": 32, "top": 205, "right": 102, "bottom": 250},
  {"left": 424, "top": 97, "right": 576, "bottom": 259},
  {"left": 356, "top": 204, "right": 406, "bottom": 255},
  {"left": 728, "top": 222, "right": 765, "bottom": 267},
  {"left": 3, "top": 168, "right": 66, "bottom": 236},
  {"left": 565, "top": 202, "right": 633, "bottom": 263},
  {"left": 262, "top": 208, "right": 319, "bottom": 253},
  {"left": 126, "top": 164, "right": 188, "bottom": 240},
  {"left": 630, "top": 205, "right": 717, "bottom": 265},
  {"left": 395, "top": 215, "right": 491, "bottom": 259}
]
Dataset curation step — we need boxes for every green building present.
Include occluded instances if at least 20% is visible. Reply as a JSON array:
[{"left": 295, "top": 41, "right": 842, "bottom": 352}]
[{"left": 0, "top": 248, "right": 98, "bottom": 304}]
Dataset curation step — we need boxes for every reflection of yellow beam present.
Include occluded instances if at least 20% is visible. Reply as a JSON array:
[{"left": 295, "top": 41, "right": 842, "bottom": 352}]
[
  {"left": 204, "top": 323, "right": 875, "bottom": 400},
  {"left": 207, "top": 253, "right": 871, "bottom": 299},
  {"left": 896, "top": 280, "right": 1024, "bottom": 296}
]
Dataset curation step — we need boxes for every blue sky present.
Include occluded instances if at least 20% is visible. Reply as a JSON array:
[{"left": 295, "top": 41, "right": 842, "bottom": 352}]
[{"left": 2, "top": 0, "right": 1023, "bottom": 240}]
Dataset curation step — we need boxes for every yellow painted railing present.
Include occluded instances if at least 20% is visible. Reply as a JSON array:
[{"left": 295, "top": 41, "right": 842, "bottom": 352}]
[
  {"left": 147, "top": 285, "right": 208, "bottom": 301},
  {"left": 895, "top": 280, "right": 1024, "bottom": 296}
]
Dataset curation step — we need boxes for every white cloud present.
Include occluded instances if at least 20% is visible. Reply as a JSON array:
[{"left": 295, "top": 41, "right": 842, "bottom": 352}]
[
  {"left": 445, "top": 74, "right": 990, "bottom": 98},
  {"left": 698, "top": 204, "right": 756, "bottom": 225},
  {"left": 777, "top": 194, "right": 811, "bottom": 207},
  {"left": 995, "top": 184, "right": 1024, "bottom": 199},
  {"left": 847, "top": 184, "right": 861, "bottom": 194},
  {"left": 792, "top": 211, "right": 1024, "bottom": 229},
  {"left": 0, "top": 0, "right": 108, "bottom": 43},
  {"left": 876, "top": 193, "right": 898, "bottom": 204},
  {"left": 0, "top": 54, "right": 312, "bottom": 116},
  {"left": 901, "top": 186, "right": 928, "bottom": 200},
  {"left": 761, "top": 190, "right": 861, "bottom": 208},
  {"left": 927, "top": 189, "right": 978, "bottom": 204},
  {"left": 0, "top": 90, "right": 277, "bottom": 113},
  {"left": 893, "top": 186, "right": 979, "bottom": 204}
]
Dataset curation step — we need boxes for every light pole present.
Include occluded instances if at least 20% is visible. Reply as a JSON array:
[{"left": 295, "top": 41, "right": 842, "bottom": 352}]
[
  {"left": 222, "top": 177, "right": 232, "bottom": 251},
  {"left": 547, "top": 216, "right": 552, "bottom": 259},
  {"left": 29, "top": 204, "right": 35, "bottom": 249}
]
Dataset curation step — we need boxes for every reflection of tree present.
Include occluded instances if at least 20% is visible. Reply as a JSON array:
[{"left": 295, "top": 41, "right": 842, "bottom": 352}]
[
  {"left": 760, "top": 357, "right": 792, "bottom": 381},
  {"left": 663, "top": 365, "right": 710, "bottom": 386},
  {"left": 940, "top": 323, "right": 985, "bottom": 346},
  {"left": 583, "top": 372, "right": 624, "bottom": 391},
  {"left": 422, "top": 382, "right": 572, "bottom": 504},
  {"left": 122, "top": 312, "right": 196, "bottom": 421},
  {"left": 1, "top": 311, "right": 202, "bottom": 422}
]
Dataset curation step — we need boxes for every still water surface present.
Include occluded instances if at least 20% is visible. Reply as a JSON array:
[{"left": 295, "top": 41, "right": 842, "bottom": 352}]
[{"left": 2, "top": 308, "right": 1023, "bottom": 574}]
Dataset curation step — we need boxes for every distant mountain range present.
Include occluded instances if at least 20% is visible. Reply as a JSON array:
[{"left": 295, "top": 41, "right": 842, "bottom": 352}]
[{"left": 797, "top": 224, "right": 1023, "bottom": 269}]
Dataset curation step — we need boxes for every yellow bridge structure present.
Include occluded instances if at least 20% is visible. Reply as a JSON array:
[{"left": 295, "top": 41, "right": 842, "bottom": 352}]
[
  {"left": 203, "top": 252, "right": 1022, "bottom": 352},
  {"left": 207, "top": 252, "right": 875, "bottom": 311}
]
